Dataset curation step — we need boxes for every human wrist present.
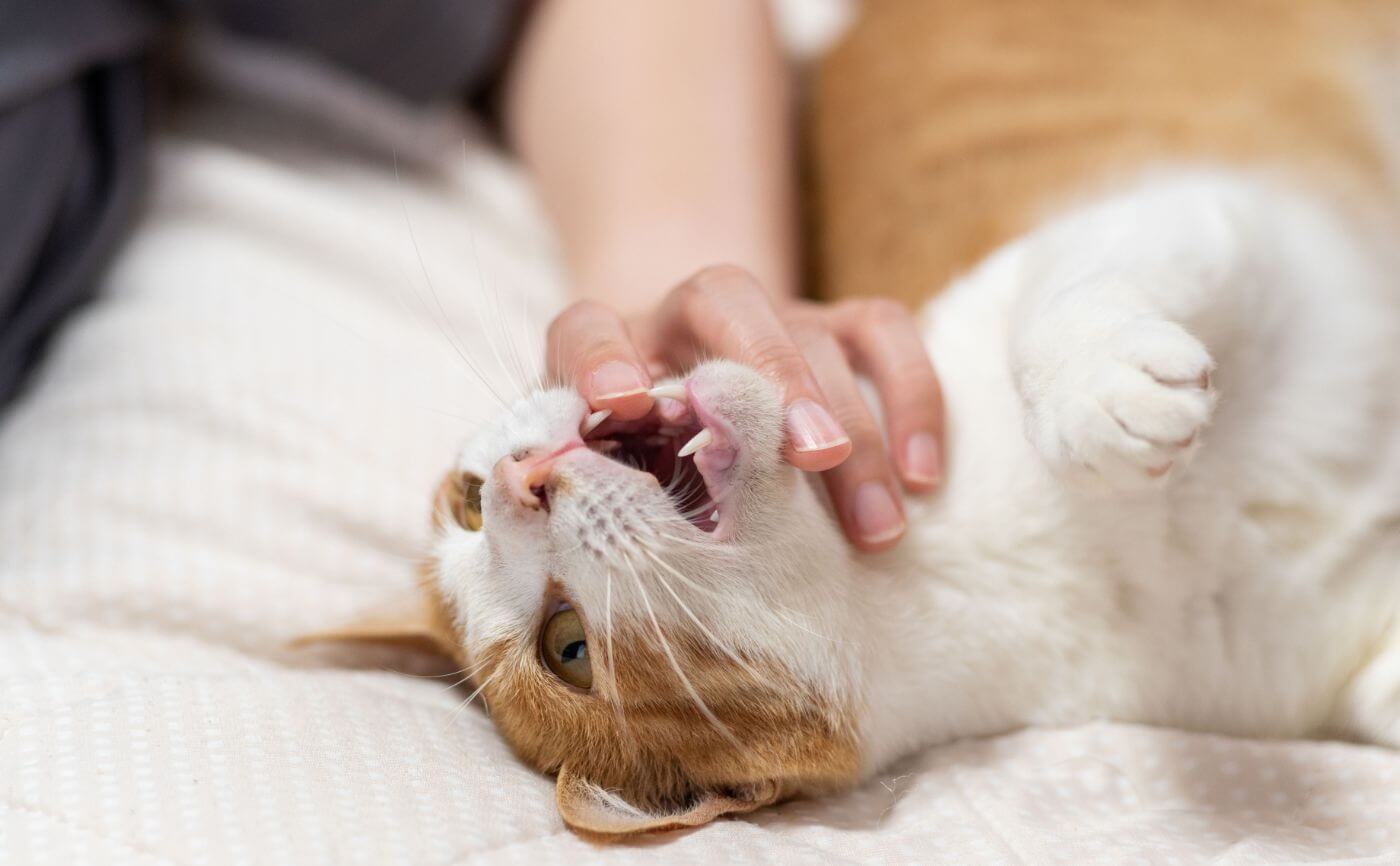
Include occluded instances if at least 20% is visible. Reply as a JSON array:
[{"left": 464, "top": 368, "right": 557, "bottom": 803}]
[{"left": 571, "top": 239, "right": 796, "bottom": 318}]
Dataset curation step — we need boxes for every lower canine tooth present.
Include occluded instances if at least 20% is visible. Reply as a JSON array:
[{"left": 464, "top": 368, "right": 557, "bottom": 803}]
[
  {"left": 677, "top": 428, "right": 712, "bottom": 458},
  {"left": 709, "top": 510, "right": 720, "bottom": 523},
  {"left": 647, "top": 384, "right": 687, "bottom": 402}
]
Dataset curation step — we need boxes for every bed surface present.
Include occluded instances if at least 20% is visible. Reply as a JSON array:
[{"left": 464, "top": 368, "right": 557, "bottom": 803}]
[{"left": 2, "top": 40, "right": 1398, "bottom": 866}]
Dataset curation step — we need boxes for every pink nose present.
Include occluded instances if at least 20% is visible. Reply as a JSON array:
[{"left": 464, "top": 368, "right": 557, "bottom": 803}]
[{"left": 495, "top": 442, "right": 580, "bottom": 510}]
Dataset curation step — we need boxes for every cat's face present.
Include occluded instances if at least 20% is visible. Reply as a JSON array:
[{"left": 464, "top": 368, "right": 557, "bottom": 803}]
[{"left": 429, "top": 361, "right": 864, "bottom": 835}]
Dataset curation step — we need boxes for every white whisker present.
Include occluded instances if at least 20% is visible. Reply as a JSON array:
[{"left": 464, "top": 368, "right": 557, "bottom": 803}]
[
  {"left": 640, "top": 548, "right": 766, "bottom": 682},
  {"left": 391, "top": 157, "right": 510, "bottom": 409},
  {"left": 492, "top": 278, "right": 532, "bottom": 394},
  {"left": 620, "top": 556, "right": 752, "bottom": 757},
  {"left": 467, "top": 231, "right": 527, "bottom": 400},
  {"left": 601, "top": 570, "right": 636, "bottom": 749},
  {"left": 438, "top": 657, "right": 494, "bottom": 694},
  {"left": 443, "top": 664, "right": 502, "bottom": 732},
  {"left": 519, "top": 292, "right": 545, "bottom": 389},
  {"left": 645, "top": 533, "right": 849, "bottom": 644}
]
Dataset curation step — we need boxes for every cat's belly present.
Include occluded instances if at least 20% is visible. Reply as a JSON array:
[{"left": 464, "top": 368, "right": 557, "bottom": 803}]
[
  {"left": 907, "top": 207, "right": 1400, "bottom": 744},
  {"left": 1049, "top": 483, "right": 1399, "bottom": 739}
]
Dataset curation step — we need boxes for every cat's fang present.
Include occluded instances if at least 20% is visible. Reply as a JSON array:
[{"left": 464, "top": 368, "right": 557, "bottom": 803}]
[
  {"left": 647, "top": 384, "right": 687, "bottom": 402},
  {"left": 677, "top": 428, "right": 713, "bottom": 458},
  {"left": 581, "top": 409, "right": 612, "bottom": 436}
]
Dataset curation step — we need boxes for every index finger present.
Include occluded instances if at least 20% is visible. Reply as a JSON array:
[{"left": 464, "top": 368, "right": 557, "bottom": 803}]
[
  {"left": 655, "top": 265, "right": 852, "bottom": 472},
  {"left": 546, "top": 300, "right": 655, "bottom": 421}
]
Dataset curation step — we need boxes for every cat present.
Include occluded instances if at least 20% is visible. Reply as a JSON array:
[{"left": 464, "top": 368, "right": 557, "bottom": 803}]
[{"left": 315, "top": 0, "right": 1400, "bottom": 838}]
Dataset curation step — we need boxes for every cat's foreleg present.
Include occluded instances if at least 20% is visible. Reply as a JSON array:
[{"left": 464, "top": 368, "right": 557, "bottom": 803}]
[{"left": 1009, "top": 173, "right": 1279, "bottom": 490}]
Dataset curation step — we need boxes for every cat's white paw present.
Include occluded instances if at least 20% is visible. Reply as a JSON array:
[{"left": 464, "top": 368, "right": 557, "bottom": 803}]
[{"left": 1021, "top": 317, "right": 1217, "bottom": 490}]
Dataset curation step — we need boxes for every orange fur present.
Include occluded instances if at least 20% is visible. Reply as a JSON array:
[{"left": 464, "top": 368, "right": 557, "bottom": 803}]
[
  {"left": 307, "top": 472, "right": 861, "bottom": 834},
  {"left": 474, "top": 626, "right": 861, "bottom": 819},
  {"left": 810, "top": 0, "right": 1397, "bottom": 305}
]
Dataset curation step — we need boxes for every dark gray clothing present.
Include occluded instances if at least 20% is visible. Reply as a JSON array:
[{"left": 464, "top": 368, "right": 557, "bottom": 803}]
[
  {"left": 185, "top": 0, "right": 520, "bottom": 104},
  {"left": 0, "top": 0, "right": 159, "bottom": 406},
  {"left": 0, "top": 0, "right": 522, "bottom": 407}
]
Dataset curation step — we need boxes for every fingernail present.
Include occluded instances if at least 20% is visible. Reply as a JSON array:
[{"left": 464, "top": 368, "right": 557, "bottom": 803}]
[
  {"left": 903, "top": 432, "right": 942, "bottom": 486},
  {"left": 787, "top": 399, "right": 850, "bottom": 453},
  {"left": 852, "top": 482, "right": 905, "bottom": 545},
  {"left": 590, "top": 361, "right": 649, "bottom": 401}
]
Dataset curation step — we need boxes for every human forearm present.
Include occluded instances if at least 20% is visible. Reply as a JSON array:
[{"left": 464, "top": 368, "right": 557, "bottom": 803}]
[
  {"left": 511, "top": 0, "right": 945, "bottom": 553},
  {"left": 504, "top": 0, "right": 797, "bottom": 314}
]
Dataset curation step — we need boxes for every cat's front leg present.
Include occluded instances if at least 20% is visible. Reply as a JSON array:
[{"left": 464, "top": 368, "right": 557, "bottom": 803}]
[
  {"left": 1009, "top": 174, "right": 1269, "bottom": 490},
  {"left": 1016, "top": 306, "right": 1216, "bottom": 489}
]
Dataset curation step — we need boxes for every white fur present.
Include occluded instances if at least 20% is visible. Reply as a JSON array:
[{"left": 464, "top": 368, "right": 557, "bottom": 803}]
[
  {"left": 858, "top": 170, "right": 1400, "bottom": 770},
  {"left": 433, "top": 168, "right": 1400, "bottom": 782}
]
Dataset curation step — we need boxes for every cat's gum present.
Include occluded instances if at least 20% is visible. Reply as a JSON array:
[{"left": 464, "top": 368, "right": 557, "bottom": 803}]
[{"left": 685, "top": 378, "right": 741, "bottom": 539}]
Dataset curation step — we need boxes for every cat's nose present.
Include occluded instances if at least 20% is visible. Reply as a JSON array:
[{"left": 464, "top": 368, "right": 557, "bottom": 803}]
[{"left": 496, "top": 442, "right": 580, "bottom": 511}]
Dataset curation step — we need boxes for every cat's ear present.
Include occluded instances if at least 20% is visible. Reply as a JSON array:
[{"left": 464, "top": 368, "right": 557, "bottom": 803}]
[
  {"left": 555, "top": 764, "right": 779, "bottom": 837},
  {"left": 290, "top": 581, "right": 463, "bottom": 663}
]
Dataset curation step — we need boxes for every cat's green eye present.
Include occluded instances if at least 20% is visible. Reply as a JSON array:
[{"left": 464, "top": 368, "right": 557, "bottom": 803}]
[{"left": 541, "top": 607, "right": 592, "bottom": 690}]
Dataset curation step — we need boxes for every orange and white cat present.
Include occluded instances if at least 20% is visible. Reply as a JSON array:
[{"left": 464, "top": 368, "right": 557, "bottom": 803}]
[{"left": 322, "top": 0, "right": 1400, "bottom": 838}]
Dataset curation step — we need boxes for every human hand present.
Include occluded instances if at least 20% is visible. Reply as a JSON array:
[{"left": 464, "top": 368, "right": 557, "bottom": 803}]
[{"left": 546, "top": 265, "right": 944, "bottom": 552}]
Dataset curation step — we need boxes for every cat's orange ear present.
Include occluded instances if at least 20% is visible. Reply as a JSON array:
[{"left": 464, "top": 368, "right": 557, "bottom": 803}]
[
  {"left": 290, "top": 582, "right": 464, "bottom": 663},
  {"left": 555, "top": 764, "right": 779, "bottom": 837}
]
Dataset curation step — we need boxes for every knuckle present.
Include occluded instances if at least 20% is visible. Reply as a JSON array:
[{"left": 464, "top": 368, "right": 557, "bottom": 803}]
[
  {"left": 551, "top": 299, "right": 609, "bottom": 338},
  {"left": 550, "top": 300, "right": 612, "bottom": 345},
  {"left": 885, "top": 401, "right": 942, "bottom": 435},
  {"left": 861, "top": 298, "right": 909, "bottom": 327},
  {"left": 565, "top": 298, "right": 610, "bottom": 320},
  {"left": 829, "top": 400, "right": 882, "bottom": 446},
  {"left": 880, "top": 354, "right": 939, "bottom": 386},
  {"left": 744, "top": 332, "right": 808, "bottom": 380},
  {"left": 547, "top": 304, "right": 641, "bottom": 380},
  {"left": 827, "top": 433, "right": 895, "bottom": 487},
  {"left": 544, "top": 313, "right": 571, "bottom": 345},
  {"left": 681, "top": 264, "right": 761, "bottom": 303},
  {"left": 882, "top": 376, "right": 942, "bottom": 423},
  {"left": 782, "top": 312, "right": 831, "bottom": 345}
]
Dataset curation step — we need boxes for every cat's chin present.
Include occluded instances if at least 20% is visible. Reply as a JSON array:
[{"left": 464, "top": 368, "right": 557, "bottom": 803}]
[{"left": 579, "top": 376, "right": 743, "bottom": 539}]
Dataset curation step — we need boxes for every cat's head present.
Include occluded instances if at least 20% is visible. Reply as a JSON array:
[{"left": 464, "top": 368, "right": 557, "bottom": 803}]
[{"left": 348, "top": 361, "right": 867, "bottom": 836}]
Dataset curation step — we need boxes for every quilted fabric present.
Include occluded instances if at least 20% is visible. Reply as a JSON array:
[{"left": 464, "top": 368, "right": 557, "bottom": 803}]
[{"left": 2, "top": 35, "right": 1398, "bottom": 866}]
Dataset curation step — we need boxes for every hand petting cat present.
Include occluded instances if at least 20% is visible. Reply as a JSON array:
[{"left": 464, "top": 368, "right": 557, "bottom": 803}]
[
  {"left": 506, "top": 2, "right": 945, "bottom": 554},
  {"left": 546, "top": 265, "right": 945, "bottom": 553}
]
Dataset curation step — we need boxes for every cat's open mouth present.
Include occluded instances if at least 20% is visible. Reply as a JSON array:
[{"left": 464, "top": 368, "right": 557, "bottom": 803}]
[{"left": 580, "top": 382, "right": 739, "bottom": 538}]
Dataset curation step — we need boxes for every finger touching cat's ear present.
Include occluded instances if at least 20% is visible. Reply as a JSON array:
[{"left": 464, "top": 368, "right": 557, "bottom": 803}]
[
  {"left": 289, "top": 583, "right": 463, "bottom": 663},
  {"left": 555, "top": 764, "right": 779, "bottom": 837}
]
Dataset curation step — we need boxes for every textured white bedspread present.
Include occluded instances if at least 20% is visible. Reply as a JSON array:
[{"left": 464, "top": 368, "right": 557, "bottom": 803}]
[{"left": 2, "top": 40, "right": 1398, "bottom": 866}]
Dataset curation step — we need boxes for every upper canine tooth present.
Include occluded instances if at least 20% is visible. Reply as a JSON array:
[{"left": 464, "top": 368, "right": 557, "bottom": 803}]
[
  {"left": 581, "top": 409, "right": 612, "bottom": 436},
  {"left": 647, "top": 384, "right": 687, "bottom": 402},
  {"left": 677, "top": 428, "right": 712, "bottom": 458}
]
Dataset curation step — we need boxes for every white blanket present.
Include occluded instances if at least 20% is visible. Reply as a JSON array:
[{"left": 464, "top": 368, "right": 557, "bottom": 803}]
[{"left": 2, "top": 37, "right": 1398, "bottom": 866}]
